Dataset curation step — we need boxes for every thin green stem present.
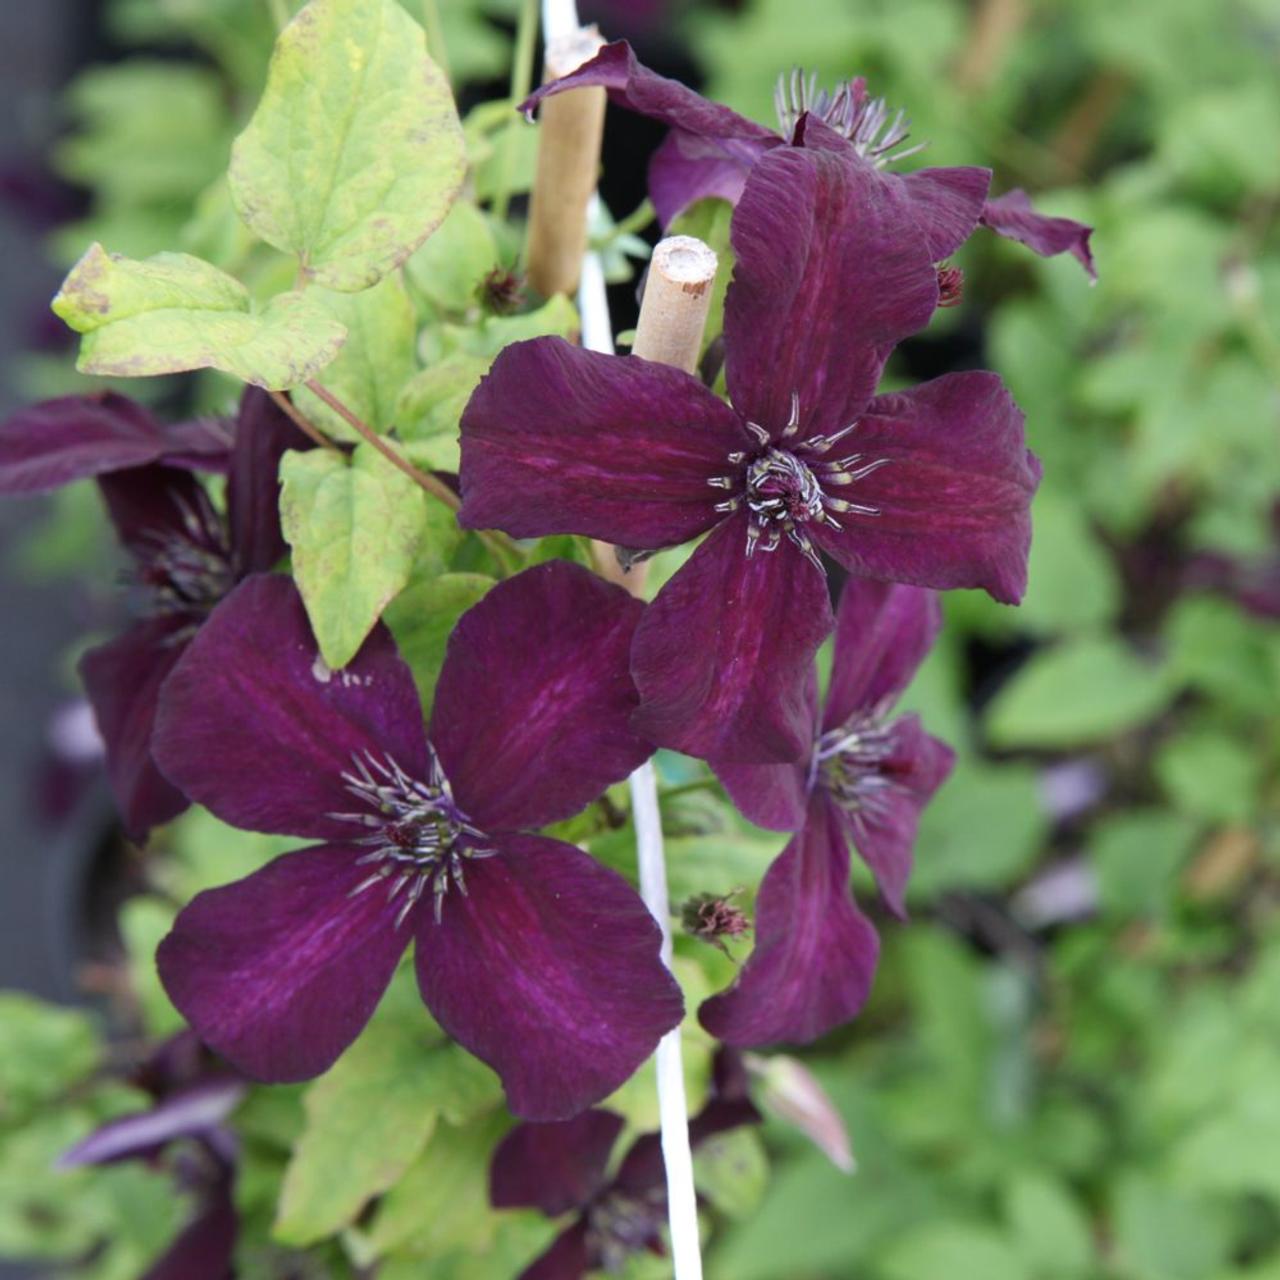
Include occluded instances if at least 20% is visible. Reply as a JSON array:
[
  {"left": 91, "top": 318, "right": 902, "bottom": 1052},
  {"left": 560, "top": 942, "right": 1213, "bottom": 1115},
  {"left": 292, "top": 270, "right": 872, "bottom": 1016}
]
[
  {"left": 491, "top": 0, "right": 539, "bottom": 224},
  {"left": 420, "top": 0, "right": 452, "bottom": 86}
]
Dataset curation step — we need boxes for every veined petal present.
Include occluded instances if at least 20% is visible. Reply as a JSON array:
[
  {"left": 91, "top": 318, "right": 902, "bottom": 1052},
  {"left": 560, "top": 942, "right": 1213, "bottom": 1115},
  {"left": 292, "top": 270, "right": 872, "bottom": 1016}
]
[
  {"left": 812, "top": 371, "right": 1041, "bottom": 604},
  {"left": 520, "top": 40, "right": 777, "bottom": 150},
  {"left": 157, "top": 845, "right": 408, "bottom": 1083},
  {"left": 0, "top": 393, "right": 166, "bottom": 494},
  {"left": 414, "top": 833, "right": 683, "bottom": 1122},
  {"left": 490, "top": 1110, "right": 624, "bottom": 1215},
  {"left": 898, "top": 167, "right": 992, "bottom": 262},
  {"left": 459, "top": 338, "right": 740, "bottom": 547},
  {"left": 226, "top": 388, "right": 313, "bottom": 576},
  {"left": 824, "top": 580, "right": 942, "bottom": 729},
  {"left": 649, "top": 128, "right": 762, "bottom": 228},
  {"left": 981, "top": 189, "right": 1096, "bottom": 280},
  {"left": 631, "top": 515, "right": 833, "bottom": 764},
  {"left": 724, "top": 143, "right": 938, "bottom": 440},
  {"left": 431, "top": 561, "right": 652, "bottom": 832},
  {"left": 152, "top": 575, "right": 428, "bottom": 841},
  {"left": 79, "top": 617, "right": 193, "bottom": 840},
  {"left": 711, "top": 672, "right": 817, "bottom": 830},
  {"left": 699, "top": 795, "right": 879, "bottom": 1046},
  {"left": 831, "top": 715, "right": 954, "bottom": 917}
]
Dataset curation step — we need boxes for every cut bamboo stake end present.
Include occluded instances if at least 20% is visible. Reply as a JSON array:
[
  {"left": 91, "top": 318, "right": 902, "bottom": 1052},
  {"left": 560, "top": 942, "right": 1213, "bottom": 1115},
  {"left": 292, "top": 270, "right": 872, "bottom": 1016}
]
[
  {"left": 526, "top": 26, "right": 608, "bottom": 298},
  {"left": 591, "top": 234, "right": 719, "bottom": 588}
]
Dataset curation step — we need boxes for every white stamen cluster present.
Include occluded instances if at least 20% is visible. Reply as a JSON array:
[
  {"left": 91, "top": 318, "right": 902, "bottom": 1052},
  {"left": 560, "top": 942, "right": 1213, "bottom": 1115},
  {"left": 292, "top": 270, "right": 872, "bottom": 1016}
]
[{"left": 812, "top": 716, "right": 904, "bottom": 830}]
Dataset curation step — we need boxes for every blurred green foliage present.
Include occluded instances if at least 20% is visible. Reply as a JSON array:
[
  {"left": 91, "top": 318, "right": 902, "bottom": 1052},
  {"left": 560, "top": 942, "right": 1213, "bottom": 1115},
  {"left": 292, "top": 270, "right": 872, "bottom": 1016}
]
[{"left": 2, "top": 0, "right": 1278, "bottom": 1276}]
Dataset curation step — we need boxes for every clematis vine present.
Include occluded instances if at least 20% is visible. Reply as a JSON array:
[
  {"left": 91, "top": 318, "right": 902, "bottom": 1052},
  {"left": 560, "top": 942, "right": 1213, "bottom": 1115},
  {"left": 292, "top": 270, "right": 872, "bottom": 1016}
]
[
  {"left": 461, "top": 141, "right": 1039, "bottom": 763},
  {"left": 149, "top": 563, "right": 684, "bottom": 1121},
  {"left": 522, "top": 40, "right": 1096, "bottom": 280},
  {"left": 490, "top": 1050, "right": 760, "bottom": 1278},
  {"left": 700, "top": 577, "right": 954, "bottom": 1046},
  {"left": 0, "top": 388, "right": 307, "bottom": 838},
  {"left": 58, "top": 1032, "right": 244, "bottom": 1280}
]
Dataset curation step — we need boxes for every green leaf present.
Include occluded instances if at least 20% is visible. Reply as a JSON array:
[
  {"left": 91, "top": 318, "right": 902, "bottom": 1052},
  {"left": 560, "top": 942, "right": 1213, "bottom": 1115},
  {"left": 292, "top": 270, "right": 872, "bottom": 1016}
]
[
  {"left": 431, "top": 293, "right": 579, "bottom": 360},
  {"left": 117, "top": 898, "right": 184, "bottom": 1037},
  {"left": 396, "top": 353, "right": 489, "bottom": 471},
  {"left": 668, "top": 197, "right": 734, "bottom": 355},
  {"left": 230, "top": 0, "right": 466, "bottom": 291},
  {"left": 1003, "top": 1172, "right": 1095, "bottom": 1276},
  {"left": 0, "top": 995, "right": 100, "bottom": 1124},
  {"left": 405, "top": 200, "right": 500, "bottom": 314},
  {"left": 384, "top": 572, "right": 495, "bottom": 712},
  {"left": 52, "top": 244, "right": 346, "bottom": 389},
  {"left": 274, "top": 984, "right": 451, "bottom": 1245},
  {"left": 293, "top": 274, "right": 417, "bottom": 441},
  {"left": 880, "top": 1222, "right": 1027, "bottom": 1280},
  {"left": 1112, "top": 1175, "right": 1232, "bottom": 1280},
  {"left": 280, "top": 443, "right": 428, "bottom": 668},
  {"left": 694, "top": 1128, "right": 769, "bottom": 1220},
  {"left": 1090, "top": 810, "right": 1197, "bottom": 919},
  {"left": 1019, "top": 488, "right": 1121, "bottom": 634},
  {"left": 1154, "top": 730, "right": 1262, "bottom": 824},
  {"left": 986, "top": 636, "right": 1173, "bottom": 749}
]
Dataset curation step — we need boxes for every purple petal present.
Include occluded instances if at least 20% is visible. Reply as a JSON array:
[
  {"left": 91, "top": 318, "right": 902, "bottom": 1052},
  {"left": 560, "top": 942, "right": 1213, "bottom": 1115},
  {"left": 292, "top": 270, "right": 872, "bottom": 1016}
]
[
  {"left": 460, "top": 338, "right": 740, "bottom": 548},
  {"left": 981, "top": 189, "right": 1097, "bottom": 280},
  {"left": 490, "top": 1110, "right": 624, "bottom": 1215},
  {"left": 152, "top": 575, "right": 428, "bottom": 841},
  {"left": 80, "top": 617, "right": 192, "bottom": 840},
  {"left": 59, "top": 1079, "right": 245, "bottom": 1168},
  {"left": 812, "top": 371, "right": 1041, "bottom": 604},
  {"left": 723, "top": 143, "right": 939, "bottom": 439},
  {"left": 414, "top": 833, "right": 683, "bottom": 1121},
  {"left": 631, "top": 514, "right": 833, "bottom": 763},
  {"left": 226, "top": 389, "right": 314, "bottom": 576},
  {"left": 824, "top": 580, "right": 942, "bottom": 729},
  {"left": 699, "top": 796, "right": 879, "bottom": 1046},
  {"left": 520, "top": 40, "right": 777, "bottom": 150},
  {"left": 711, "top": 673, "right": 817, "bottom": 831},
  {"left": 157, "top": 844, "right": 409, "bottom": 1083},
  {"left": 830, "top": 715, "right": 954, "bottom": 917},
  {"left": 0, "top": 393, "right": 165, "bottom": 494},
  {"left": 897, "top": 167, "right": 992, "bottom": 262},
  {"left": 96, "top": 464, "right": 228, "bottom": 565},
  {"left": 649, "top": 128, "right": 762, "bottom": 228},
  {"left": 159, "top": 416, "right": 236, "bottom": 473},
  {"left": 519, "top": 1222, "right": 592, "bottom": 1280},
  {"left": 430, "top": 561, "right": 652, "bottom": 831},
  {"left": 142, "top": 1178, "right": 238, "bottom": 1280}
]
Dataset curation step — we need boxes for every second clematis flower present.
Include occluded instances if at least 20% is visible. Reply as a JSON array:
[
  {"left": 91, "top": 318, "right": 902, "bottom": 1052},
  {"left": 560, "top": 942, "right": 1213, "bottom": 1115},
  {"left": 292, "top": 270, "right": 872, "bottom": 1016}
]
[
  {"left": 460, "top": 142, "right": 1039, "bottom": 763},
  {"left": 150, "top": 563, "right": 683, "bottom": 1121},
  {"left": 700, "top": 578, "right": 955, "bottom": 1046}
]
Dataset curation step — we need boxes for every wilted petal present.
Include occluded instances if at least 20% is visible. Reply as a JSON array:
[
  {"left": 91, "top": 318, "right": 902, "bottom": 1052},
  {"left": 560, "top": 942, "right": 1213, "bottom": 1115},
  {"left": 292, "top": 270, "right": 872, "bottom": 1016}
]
[
  {"left": 520, "top": 1222, "right": 592, "bottom": 1280},
  {"left": 521, "top": 40, "right": 777, "bottom": 152},
  {"left": 143, "top": 1176, "right": 238, "bottom": 1280},
  {"left": 431, "top": 561, "right": 651, "bottom": 831},
  {"left": 898, "top": 167, "right": 992, "bottom": 262},
  {"left": 490, "top": 1110, "right": 624, "bottom": 1215},
  {"left": 813, "top": 371, "right": 1041, "bottom": 604},
  {"left": 632, "top": 515, "right": 833, "bottom": 763},
  {"left": 80, "top": 616, "right": 193, "bottom": 840},
  {"left": 649, "top": 128, "right": 763, "bottom": 228},
  {"left": 824, "top": 580, "right": 941, "bottom": 729},
  {"left": 981, "top": 189, "right": 1096, "bottom": 280},
  {"left": 831, "top": 715, "right": 954, "bottom": 917},
  {"left": 460, "top": 338, "right": 740, "bottom": 547},
  {"left": 415, "top": 833, "right": 683, "bottom": 1121},
  {"left": 59, "top": 1079, "right": 245, "bottom": 1167},
  {"left": 152, "top": 575, "right": 428, "bottom": 841},
  {"left": 0, "top": 393, "right": 165, "bottom": 494},
  {"left": 724, "top": 143, "right": 938, "bottom": 439},
  {"left": 157, "top": 845, "right": 408, "bottom": 1083},
  {"left": 226, "top": 389, "right": 313, "bottom": 576},
  {"left": 700, "top": 796, "right": 879, "bottom": 1046}
]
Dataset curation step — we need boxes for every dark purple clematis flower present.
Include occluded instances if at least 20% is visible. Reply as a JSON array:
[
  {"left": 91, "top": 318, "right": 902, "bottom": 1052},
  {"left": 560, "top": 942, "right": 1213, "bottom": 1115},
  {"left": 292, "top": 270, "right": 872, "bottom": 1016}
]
[
  {"left": 59, "top": 1032, "right": 244, "bottom": 1280},
  {"left": 0, "top": 388, "right": 304, "bottom": 839},
  {"left": 522, "top": 41, "right": 1095, "bottom": 280},
  {"left": 700, "top": 578, "right": 954, "bottom": 1046},
  {"left": 150, "top": 563, "right": 683, "bottom": 1121},
  {"left": 460, "top": 142, "right": 1039, "bottom": 763},
  {"left": 490, "top": 1050, "right": 760, "bottom": 1278}
]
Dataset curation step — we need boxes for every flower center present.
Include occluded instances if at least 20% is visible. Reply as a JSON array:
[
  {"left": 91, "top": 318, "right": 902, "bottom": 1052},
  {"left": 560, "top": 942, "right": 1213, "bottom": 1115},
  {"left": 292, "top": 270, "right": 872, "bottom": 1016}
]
[
  {"left": 707, "top": 393, "right": 889, "bottom": 570},
  {"left": 812, "top": 718, "right": 901, "bottom": 827},
  {"left": 586, "top": 1189, "right": 665, "bottom": 1272},
  {"left": 134, "top": 490, "right": 236, "bottom": 618},
  {"left": 773, "top": 70, "right": 926, "bottom": 167},
  {"left": 333, "top": 749, "right": 494, "bottom": 925}
]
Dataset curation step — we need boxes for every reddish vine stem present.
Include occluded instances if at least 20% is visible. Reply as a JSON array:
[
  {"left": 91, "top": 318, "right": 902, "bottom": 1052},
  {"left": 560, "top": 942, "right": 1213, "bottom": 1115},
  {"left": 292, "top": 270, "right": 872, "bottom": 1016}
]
[{"left": 267, "top": 389, "right": 339, "bottom": 453}]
